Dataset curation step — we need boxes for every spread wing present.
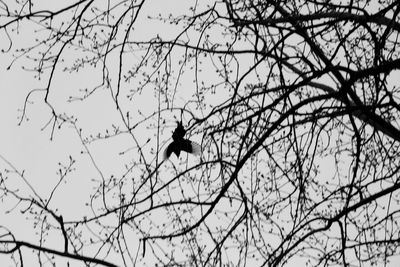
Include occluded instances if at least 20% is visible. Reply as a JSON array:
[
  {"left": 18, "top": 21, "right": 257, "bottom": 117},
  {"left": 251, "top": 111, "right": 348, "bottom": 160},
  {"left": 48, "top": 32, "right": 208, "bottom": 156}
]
[
  {"left": 163, "top": 141, "right": 176, "bottom": 159},
  {"left": 180, "top": 139, "right": 201, "bottom": 156}
]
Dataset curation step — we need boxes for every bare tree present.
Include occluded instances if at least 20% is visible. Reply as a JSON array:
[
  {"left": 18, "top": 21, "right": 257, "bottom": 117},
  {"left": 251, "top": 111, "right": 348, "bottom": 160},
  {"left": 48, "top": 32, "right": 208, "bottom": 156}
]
[{"left": 1, "top": 0, "right": 400, "bottom": 266}]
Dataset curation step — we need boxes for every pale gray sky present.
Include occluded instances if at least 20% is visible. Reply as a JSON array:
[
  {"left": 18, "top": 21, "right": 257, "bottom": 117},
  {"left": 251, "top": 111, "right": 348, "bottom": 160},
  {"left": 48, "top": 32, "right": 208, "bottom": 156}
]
[{"left": 1, "top": 1, "right": 400, "bottom": 266}]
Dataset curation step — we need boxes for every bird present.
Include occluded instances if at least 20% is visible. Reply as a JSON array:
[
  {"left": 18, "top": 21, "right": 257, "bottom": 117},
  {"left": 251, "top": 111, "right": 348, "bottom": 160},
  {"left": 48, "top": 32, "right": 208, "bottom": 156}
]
[{"left": 164, "top": 121, "right": 201, "bottom": 159}]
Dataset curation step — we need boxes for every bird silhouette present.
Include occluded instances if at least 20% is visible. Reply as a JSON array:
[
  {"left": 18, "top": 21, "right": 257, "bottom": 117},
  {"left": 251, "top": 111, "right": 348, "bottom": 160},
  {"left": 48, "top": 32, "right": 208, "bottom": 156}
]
[{"left": 164, "top": 121, "right": 201, "bottom": 159}]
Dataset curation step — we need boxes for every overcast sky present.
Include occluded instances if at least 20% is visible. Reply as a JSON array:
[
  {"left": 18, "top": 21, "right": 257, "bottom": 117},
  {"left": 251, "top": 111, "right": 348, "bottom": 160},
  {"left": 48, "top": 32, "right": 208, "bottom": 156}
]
[{"left": 1, "top": 1, "right": 400, "bottom": 266}]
